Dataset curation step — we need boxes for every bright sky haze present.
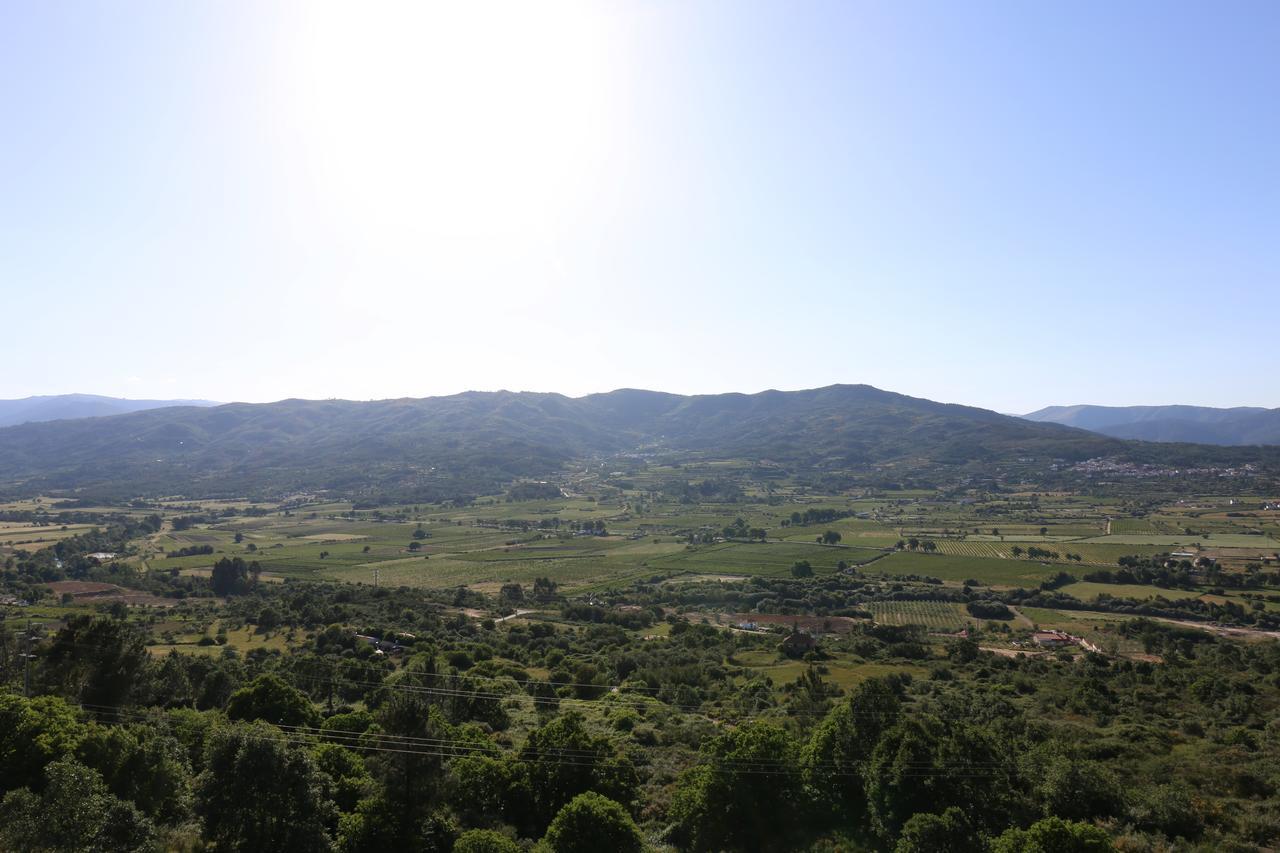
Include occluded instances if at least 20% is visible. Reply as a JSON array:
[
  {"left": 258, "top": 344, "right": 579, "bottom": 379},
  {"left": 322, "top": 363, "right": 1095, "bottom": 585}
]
[{"left": 1, "top": 1, "right": 1276, "bottom": 413}]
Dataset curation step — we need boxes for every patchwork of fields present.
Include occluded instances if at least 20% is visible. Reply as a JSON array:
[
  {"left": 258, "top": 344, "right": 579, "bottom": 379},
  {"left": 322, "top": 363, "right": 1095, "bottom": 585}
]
[{"left": 6, "top": 487, "right": 1271, "bottom": 625}]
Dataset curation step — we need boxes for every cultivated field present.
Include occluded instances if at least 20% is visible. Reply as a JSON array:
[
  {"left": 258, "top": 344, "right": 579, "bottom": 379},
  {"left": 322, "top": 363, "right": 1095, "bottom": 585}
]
[{"left": 869, "top": 600, "right": 973, "bottom": 632}]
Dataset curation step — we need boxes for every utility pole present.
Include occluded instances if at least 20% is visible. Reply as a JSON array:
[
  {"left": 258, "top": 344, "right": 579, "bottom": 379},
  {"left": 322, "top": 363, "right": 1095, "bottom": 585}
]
[{"left": 22, "top": 619, "right": 32, "bottom": 698}]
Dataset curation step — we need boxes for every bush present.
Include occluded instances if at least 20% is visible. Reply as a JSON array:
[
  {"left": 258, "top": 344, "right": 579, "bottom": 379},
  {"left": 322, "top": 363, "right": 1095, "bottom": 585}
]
[
  {"left": 226, "top": 674, "right": 319, "bottom": 728},
  {"left": 966, "top": 600, "right": 1013, "bottom": 620},
  {"left": 1129, "top": 782, "right": 1203, "bottom": 839},
  {"left": 541, "top": 792, "right": 642, "bottom": 853},
  {"left": 895, "top": 807, "right": 980, "bottom": 853},
  {"left": 455, "top": 828, "right": 521, "bottom": 853},
  {"left": 989, "top": 816, "right": 1113, "bottom": 852}
]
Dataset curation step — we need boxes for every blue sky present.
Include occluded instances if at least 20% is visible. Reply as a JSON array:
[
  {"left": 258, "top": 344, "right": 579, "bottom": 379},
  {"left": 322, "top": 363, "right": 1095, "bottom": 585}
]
[{"left": 1, "top": 1, "right": 1276, "bottom": 413}]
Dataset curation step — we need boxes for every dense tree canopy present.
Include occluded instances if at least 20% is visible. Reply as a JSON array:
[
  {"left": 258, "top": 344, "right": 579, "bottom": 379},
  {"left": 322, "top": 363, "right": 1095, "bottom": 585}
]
[
  {"left": 197, "top": 723, "right": 335, "bottom": 853},
  {"left": 540, "top": 792, "right": 643, "bottom": 853}
]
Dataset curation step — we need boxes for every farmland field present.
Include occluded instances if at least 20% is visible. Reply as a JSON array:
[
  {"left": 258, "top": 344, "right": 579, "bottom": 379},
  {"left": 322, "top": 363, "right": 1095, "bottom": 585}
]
[
  {"left": 872, "top": 551, "right": 1059, "bottom": 585},
  {"left": 0, "top": 523, "right": 95, "bottom": 550},
  {"left": 644, "top": 541, "right": 882, "bottom": 578},
  {"left": 869, "top": 600, "right": 973, "bottom": 632},
  {"left": 14, "top": 483, "right": 1278, "bottom": 612},
  {"left": 1078, "top": 533, "right": 1280, "bottom": 548},
  {"left": 732, "top": 649, "right": 929, "bottom": 692},
  {"left": 1013, "top": 607, "right": 1147, "bottom": 653},
  {"left": 1059, "top": 581, "right": 1204, "bottom": 603},
  {"left": 929, "top": 540, "right": 1011, "bottom": 559}
]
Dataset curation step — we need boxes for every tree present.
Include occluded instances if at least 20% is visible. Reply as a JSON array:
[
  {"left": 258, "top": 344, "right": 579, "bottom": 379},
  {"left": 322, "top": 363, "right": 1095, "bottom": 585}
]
[
  {"left": 895, "top": 807, "right": 981, "bottom": 853},
  {"left": 449, "top": 753, "right": 530, "bottom": 830},
  {"left": 802, "top": 677, "right": 901, "bottom": 821},
  {"left": 211, "top": 556, "right": 260, "bottom": 596},
  {"left": 0, "top": 758, "right": 155, "bottom": 853},
  {"left": 821, "top": 530, "right": 842, "bottom": 545},
  {"left": 152, "top": 650, "right": 194, "bottom": 708},
  {"left": 966, "top": 600, "right": 1013, "bottom": 620},
  {"left": 865, "top": 717, "right": 1018, "bottom": 839},
  {"left": 337, "top": 795, "right": 457, "bottom": 853},
  {"left": 257, "top": 606, "right": 282, "bottom": 631},
  {"left": 541, "top": 792, "right": 643, "bottom": 853},
  {"left": 791, "top": 560, "right": 814, "bottom": 578},
  {"left": 313, "top": 742, "right": 374, "bottom": 814},
  {"left": 226, "top": 673, "right": 320, "bottom": 727},
  {"left": 532, "top": 576, "right": 558, "bottom": 602},
  {"left": 989, "top": 817, "right": 1113, "bottom": 852},
  {"left": 41, "top": 614, "right": 149, "bottom": 708},
  {"left": 670, "top": 721, "right": 801, "bottom": 852},
  {"left": 197, "top": 723, "right": 335, "bottom": 852},
  {"left": 1128, "top": 782, "right": 1203, "bottom": 839},
  {"left": 1033, "top": 754, "right": 1124, "bottom": 821},
  {"left": 454, "top": 829, "right": 521, "bottom": 853},
  {"left": 518, "top": 712, "right": 638, "bottom": 832},
  {"left": 948, "top": 637, "right": 980, "bottom": 663},
  {"left": 76, "top": 723, "right": 194, "bottom": 825},
  {"left": 0, "top": 693, "right": 86, "bottom": 792},
  {"left": 359, "top": 668, "right": 455, "bottom": 846}
]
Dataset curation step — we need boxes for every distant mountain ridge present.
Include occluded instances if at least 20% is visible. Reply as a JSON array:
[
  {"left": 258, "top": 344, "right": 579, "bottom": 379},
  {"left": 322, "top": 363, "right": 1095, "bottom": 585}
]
[
  {"left": 1023, "top": 404, "right": 1280, "bottom": 446},
  {"left": 0, "top": 394, "right": 219, "bottom": 428},
  {"left": 0, "top": 385, "right": 1121, "bottom": 498},
  {"left": 0, "top": 386, "right": 1273, "bottom": 500}
]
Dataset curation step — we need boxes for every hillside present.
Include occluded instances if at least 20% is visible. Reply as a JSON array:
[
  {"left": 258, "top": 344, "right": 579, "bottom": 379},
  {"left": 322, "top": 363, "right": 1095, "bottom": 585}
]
[
  {"left": 0, "top": 394, "right": 219, "bottom": 428},
  {"left": 599, "top": 386, "right": 1118, "bottom": 468},
  {"left": 0, "top": 385, "right": 1271, "bottom": 500},
  {"left": 1025, "top": 403, "right": 1280, "bottom": 446}
]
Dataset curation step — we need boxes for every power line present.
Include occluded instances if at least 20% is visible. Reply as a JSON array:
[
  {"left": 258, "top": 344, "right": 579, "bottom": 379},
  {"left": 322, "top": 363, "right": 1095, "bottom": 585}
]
[{"left": 64, "top": 700, "right": 1021, "bottom": 779}]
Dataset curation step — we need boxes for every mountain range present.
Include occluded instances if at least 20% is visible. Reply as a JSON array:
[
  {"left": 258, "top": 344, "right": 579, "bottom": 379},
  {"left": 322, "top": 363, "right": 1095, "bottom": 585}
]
[
  {"left": 0, "top": 386, "right": 1274, "bottom": 501},
  {"left": 0, "top": 394, "right": 218, "bottom": 428},
  {"left": 1023, "top": 404, "right": 1280, "bottom": 446}
]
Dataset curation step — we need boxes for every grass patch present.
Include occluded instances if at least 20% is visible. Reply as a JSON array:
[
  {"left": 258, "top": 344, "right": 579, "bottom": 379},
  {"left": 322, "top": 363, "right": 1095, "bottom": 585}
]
[
  {"left": 873, "top": 551, "right": 1058, "bottom": 586},
  {"left": 1059, "top": 581, "right": 1203, "bottom": 602}
]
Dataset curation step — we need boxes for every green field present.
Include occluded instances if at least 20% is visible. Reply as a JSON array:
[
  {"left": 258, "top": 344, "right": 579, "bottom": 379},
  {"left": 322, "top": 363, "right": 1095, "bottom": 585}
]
[
  {"left": 869, "top": 600, "right": 973, "bottom": 631},
  {"left": 645, "top": 541, "right": 882, "bottom": 578},
  {"left": 60, "top": 483, "right": 1279, "bottom": 602},
  {"left": 0, "top": 523, "right": 95, "bottom": 551},
  {"left": 872, "top": 551, "right": 1059, "bottom": 585},
  {"left": 732, "top": 650, "right": 929, "bottom": 691},
  {"left": 1059, "top": 581, "right": 1203, "bottom": 603},
  {"left": 1013, "top": 607, "right": 1146, "bottom": 653},
  {"left": 1078, "top": 533, "right": 1280, "bottom": 548}
]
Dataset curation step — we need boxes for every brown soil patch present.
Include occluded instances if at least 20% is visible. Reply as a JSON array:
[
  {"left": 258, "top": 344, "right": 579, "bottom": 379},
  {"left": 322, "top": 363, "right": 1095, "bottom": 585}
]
[
  {"left": 727, "top": 613, "right": 864, "bottom": 633},
  {"left": 47, "top": 580, "right": 174, "bottom": 607}
]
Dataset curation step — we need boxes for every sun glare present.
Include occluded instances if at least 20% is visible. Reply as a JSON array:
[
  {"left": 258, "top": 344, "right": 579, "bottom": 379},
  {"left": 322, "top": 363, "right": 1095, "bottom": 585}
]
[{"left": 281, "top": 2, "right": 625, "bottom": 258}]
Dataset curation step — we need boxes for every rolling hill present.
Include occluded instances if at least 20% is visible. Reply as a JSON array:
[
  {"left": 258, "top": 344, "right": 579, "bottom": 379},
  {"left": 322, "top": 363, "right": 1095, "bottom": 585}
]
[
  {"left": 0, "top": 394, "right": 219, "bottom": 428},
  {"left": 1024, "top": 404, "right": 1280, "bottom": 446},
  {"left": 0, "top": 385, "right": 1271, "bottom": 500}
]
